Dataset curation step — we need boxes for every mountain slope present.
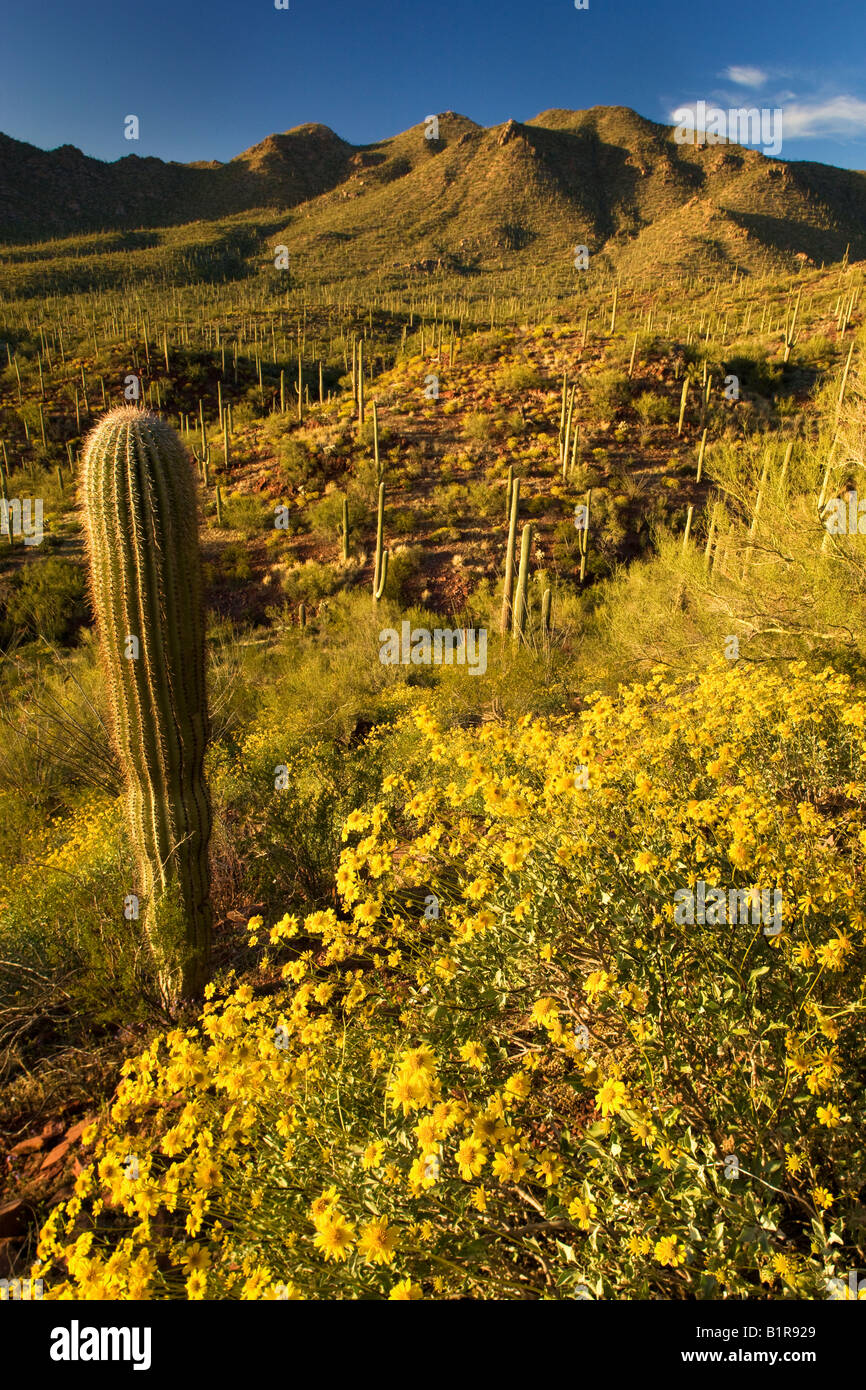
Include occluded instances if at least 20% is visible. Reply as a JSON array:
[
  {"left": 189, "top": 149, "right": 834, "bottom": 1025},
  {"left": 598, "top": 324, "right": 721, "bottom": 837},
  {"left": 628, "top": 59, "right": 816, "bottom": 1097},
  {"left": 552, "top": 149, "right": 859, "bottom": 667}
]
[{"left": 2, "top": 107, "right": 865, "bottom": 275}]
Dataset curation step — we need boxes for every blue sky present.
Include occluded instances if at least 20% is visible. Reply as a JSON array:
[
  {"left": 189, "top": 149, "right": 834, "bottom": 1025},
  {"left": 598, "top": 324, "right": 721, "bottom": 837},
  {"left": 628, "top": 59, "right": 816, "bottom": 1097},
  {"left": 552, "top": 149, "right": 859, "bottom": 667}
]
[{"left": 2, "top": 0, "right": 865, "bottom": 169}]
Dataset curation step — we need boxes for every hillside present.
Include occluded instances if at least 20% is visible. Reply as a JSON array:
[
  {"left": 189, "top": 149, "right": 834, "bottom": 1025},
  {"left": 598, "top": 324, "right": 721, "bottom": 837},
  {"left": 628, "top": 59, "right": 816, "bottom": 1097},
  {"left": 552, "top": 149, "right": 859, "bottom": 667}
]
[{"left": 3, "top": 107, "right": 866, "bottom": 277}]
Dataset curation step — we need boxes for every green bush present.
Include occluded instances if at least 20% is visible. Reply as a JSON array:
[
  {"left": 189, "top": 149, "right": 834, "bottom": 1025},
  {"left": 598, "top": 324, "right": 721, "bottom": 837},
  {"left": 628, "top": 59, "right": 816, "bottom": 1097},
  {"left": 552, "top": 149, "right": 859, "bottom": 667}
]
[
  {"left": 634, "top": 391, "right": 676, "bottom": 425},
  {"left": 223, "top": 493, "right": 268, "bottom": 536},
  {"left": 5, "top": 556, "right": 85, "bottom": 643},
  {"left": 585, "top": 370, "right": 631, "bottom": 422}
]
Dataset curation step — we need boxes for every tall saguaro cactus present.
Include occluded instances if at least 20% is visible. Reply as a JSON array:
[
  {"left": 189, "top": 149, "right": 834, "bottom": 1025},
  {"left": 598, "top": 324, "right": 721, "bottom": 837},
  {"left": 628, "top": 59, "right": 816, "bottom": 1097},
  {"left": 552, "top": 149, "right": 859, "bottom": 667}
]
[
  {"left": 500, "top": 476, "right": 520, "bottom": 635},
  {"left": 373, "top": 480, "right": 388, "bottom": 602},
  {"left": 511, "top": 522, "right": 533, "bottom": 645},
  {"left": 82, "top": 407, "right": 212, "bottom": 1010}
]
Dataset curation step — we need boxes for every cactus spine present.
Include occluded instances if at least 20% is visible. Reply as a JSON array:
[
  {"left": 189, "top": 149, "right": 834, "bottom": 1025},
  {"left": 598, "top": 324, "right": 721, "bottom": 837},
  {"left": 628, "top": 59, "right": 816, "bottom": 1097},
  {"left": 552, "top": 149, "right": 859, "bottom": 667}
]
[
  {"left": 511, "top": 522, "right": 532, "bottom": 645},
  {"left": 500, "top": 476, "right": 520, "bottom": 635},
  {"left": 82, "top": 407, "right": 212, "bottom": 1009}
]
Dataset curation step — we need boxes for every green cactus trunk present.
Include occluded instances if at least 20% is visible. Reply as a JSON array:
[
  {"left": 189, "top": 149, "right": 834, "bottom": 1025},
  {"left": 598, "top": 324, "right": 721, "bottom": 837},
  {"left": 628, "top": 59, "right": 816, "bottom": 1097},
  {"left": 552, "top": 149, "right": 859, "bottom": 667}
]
[
  {"left": 511, "top": 522, "right": 532, "bottom": 645},
  {"left": 500, "top": 476, "right": 520, "bottom": 635},
  {"left": 373, "top": 480, "right": 387, "bottom": 602},
  {"left": 578, "top": 489, "right": 591, "bottom": 585},
  {"left": 373, "top": 401, "right": 381, "bottom": 482},
  {"left": 82, "top": 407, "right": 213, "bottom": 1010}
]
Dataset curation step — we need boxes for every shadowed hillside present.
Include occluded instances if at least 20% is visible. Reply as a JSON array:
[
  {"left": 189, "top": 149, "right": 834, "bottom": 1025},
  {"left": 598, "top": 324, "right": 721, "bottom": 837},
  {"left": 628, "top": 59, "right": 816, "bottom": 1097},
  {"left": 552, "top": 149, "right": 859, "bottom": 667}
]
[{"left": 3, "top": 107, "right": 866, "bottom": 279}]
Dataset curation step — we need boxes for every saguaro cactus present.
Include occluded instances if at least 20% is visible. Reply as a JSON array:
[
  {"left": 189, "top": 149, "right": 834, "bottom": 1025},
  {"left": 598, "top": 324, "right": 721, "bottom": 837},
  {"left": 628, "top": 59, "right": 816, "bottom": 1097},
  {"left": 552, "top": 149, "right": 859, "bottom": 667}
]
[
  {"left": 500, "top": 476, "right": 520, "bottom": 635},
  {"left": 511, "top": 522, "right": 532, "bottom": 645},
  {"left": 373, "top": 480, "right": 388, "bottom": 602},
  {"left": 373, "top": 401, "right": 382, "bottom": 483},
  {"left": 541, "top": 587, "right": 552, "bottom": 638},
  {"left": 82, "top": 407, "right": 212, "bottom": 1010},
  {"left": 577, "top": 489, "right": 591, "bottom": 584}
]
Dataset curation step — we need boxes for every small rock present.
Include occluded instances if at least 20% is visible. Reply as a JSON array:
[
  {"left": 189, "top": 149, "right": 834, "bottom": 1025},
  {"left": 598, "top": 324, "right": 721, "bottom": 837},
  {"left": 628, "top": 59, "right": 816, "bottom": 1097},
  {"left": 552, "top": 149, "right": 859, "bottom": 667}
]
[
  {"left": 65, "top": 1118, "right": 92, "bottom": 1145},
  {"left": 40, "top": 1140, "right": 71, "bottom": 1172},
  {"left": 9, "top": 1137, "right": 43, "bottom": 1157}
]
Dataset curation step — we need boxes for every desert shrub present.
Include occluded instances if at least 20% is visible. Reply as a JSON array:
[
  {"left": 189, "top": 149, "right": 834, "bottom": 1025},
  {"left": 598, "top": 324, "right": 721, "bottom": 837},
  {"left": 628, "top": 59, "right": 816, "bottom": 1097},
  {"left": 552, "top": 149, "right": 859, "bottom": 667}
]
[
  {"left": 465, "top": 481, "right": 502, "bottom": 520},
  {"left": 210, "top": 542, "right": 252, "bottom": 587},
  {"left": 38, "top": 665, "right": 865, "bottom": 1300},
  {"left": 585, "top": 369, "right": 631, "bottom": 421},
  {"left": 634, "top": 391, "right": 676, "bottom": 426},
  {"left": 464, "top": 412, "right": 493, "bottom": 443},
  {"left": 309, "top": 491, "right": 352, "bottom": 541},
  {"left": 278, "top": 560, "right": 343, "bottom": 608},
  {"left": 223, "top": 493, "right": 268, "bottom": 536},
  {"left": 357, "top": 416, "right": 394, "bottom": 453},
  {"left": 795, "top": 334, "right": 835, "bottom": 367},
  {"left": 275, "top": 438, "right": 317, "bottom": 490},
  {"left": 4, "top": 556, "right": 85, "bottom": 643},
  {"left": 725, "top": 350, "right": 784, "bottom": 400},
  {"left": 438, "top": 484, "right": 471, "bottom": 524},
  {"left": 0, "top": 792, "right": 153, "bottom": 1077},
  {"left": 384, "top": 505, "right": 421, "bottom": 539},
  {"left": 384, "top": 545, "right": 421, "bottom": 601},
  {"left": 459, "top": 330, "right": 512, "bottom": 365},
  {"left": 495, "top": 363, "right": 543, "bottom": 394}
]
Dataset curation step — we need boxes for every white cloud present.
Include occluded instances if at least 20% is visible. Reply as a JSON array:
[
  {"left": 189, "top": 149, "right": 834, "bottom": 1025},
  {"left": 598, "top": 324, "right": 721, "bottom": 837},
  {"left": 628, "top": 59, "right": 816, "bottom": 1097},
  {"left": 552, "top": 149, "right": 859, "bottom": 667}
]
[
  {"left": 669, "top": 94, "right": 866, "bottom": 143},
  {"left": 781, "top": 96, "right": 866, "bottom": 137},
  {"left": 723, "top": 66, "right": 767, "bottom": 87}
]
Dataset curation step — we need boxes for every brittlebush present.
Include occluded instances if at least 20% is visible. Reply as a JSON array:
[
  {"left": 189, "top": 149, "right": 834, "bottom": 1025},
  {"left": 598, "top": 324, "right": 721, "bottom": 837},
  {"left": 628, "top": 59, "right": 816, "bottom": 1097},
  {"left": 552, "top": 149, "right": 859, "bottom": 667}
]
[{"left": 35, "top": 661, "right": 865, "bottom": 1300}]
